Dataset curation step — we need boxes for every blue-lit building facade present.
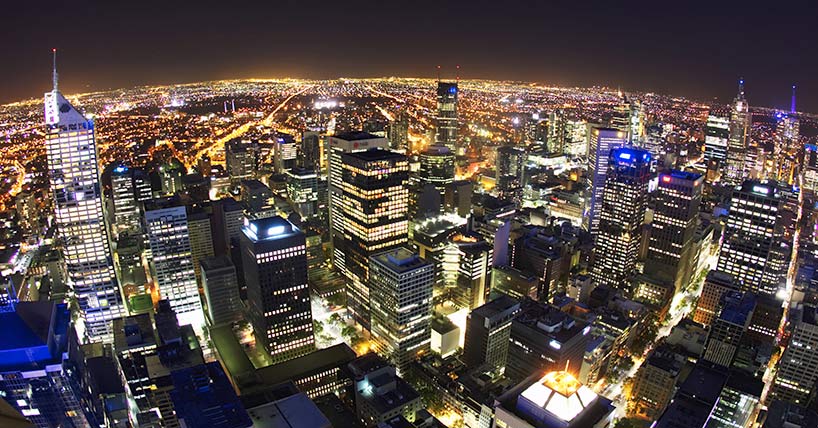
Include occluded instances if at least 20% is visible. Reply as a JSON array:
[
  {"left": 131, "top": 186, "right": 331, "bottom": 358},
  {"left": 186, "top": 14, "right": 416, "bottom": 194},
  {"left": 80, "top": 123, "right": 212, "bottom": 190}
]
[
  {"left": 0, "top": 302, "right": 92, "bottom": 428},
  {"left": 591, "top": 148, "right": 651, "bottom": 291},
  {"left": 586, "top": 127, "right": 627, "bottom": 234}
]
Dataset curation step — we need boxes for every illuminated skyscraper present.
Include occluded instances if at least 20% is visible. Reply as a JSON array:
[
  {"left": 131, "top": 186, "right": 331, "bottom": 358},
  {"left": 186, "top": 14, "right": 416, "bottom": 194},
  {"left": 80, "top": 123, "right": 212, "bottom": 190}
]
[
  {"left": 144, "top": 198, "right": 204, "bottom": 330},
  {"left": 418, "top": 144, "right": 455, "bottom": 190},
  {"left": 327, "top": 132, "right": 389, "bottom": 281},
  {"left": 704, "top": 112, "right": 730, "bottom": 168},
  {"left": 240, "top": 216, "right": 315, "bottom": 363},
  {"left": 435, "top": 81, "right": 459, "bottom": 151},
  {"left": 610, "top": 92, "right": 632, "bottom": 141},
  {"left": 387, "top": 109, "right": 410, "bottom": 151},
  {"left": 770, "top": 303, "right": 818, "bottom": 406},
  {"left": 496, "top": 145, "right": 526, "bottom": 203},
  {"left": 591, "top": 148, "right": 651, "bottom": 291},
  {"left": 723, "top": 79, "right": 750, "bottom": 185},
  {"left": 644, "top": 170, "right": 703, "bottom": 293},
  {"left": 586, "top": 127, "right": 627, "bottom": 234},
  {"left": 273, "top": 132, "right": 298, "bottom": 174},
  {"left": 547, "top": 109, "right": 567, "bottom": 154},
  {"left": 225, "top": 139, "right": 257, "bottom": 186},
  {"left": 803, "top": 144, "right": 818, "bottom": 195},
  {"left": 44, "top": 52, "right": 124, "bottom": 342},
  {"left": 111, "top": 164, "right": 141, "bottom": 237},
  {"left": 338, "top": 148, "right": 409, "bottom": 330},
  {"left": 286, "top": 167, "right": 320, "bottom": 218},
  {"left": 717, "top": 180, "right": 790, "bottom": 299},
  {"left": 369, "top": 248, "right": 433, "bottom": 375},
  {"left": 300, "top": 130, "right": 321, "bottom": 169},
  {"left": 773, "top": 94, "right": 800, "bottom": 185}
]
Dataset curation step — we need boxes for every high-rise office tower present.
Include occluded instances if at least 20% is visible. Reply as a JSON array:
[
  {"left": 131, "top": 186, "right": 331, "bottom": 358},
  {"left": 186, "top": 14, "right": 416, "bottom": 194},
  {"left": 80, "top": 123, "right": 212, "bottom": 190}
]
[
  {"left": 274, "top": 132, "right": 298, "bottom": 174},
  {"left": 701, "top": 291, "right": 755, "bottom": 367},
  {"left": 694, "top": 270, "right": 741, "bottom": 327},
  {"left": 547, "top": 109, "right": 567, "bottom": 154},
  {"left": 186, "top": 206, "right": 215, "bottom": 285},
  {"left": 586, "top": 127, "right": 627, "bottom": 233},
  {"left": 133, "top": 167, "right": 154, "bottom": 202},
  {"left": 111, "top": 164, "right": 141, "bottom": 237},
  {"left": 610, "top": 92, "right": 632, "bottom": 140},
  {"left": 44, "top": 55, "right": 124, "bottom": 342},
  {"left": 225, "top": 139, "right": 257, "bottom": 186},
  {"left": 144, "top": 198, "right": 204, "bottom": 330},
  {"left": 644, "top": 170, "right": 703, "bottom": 293},
  {"left": 197, "top": 154, "right": 211, "bottom": 177},
  {"left": 630, "top": 345, "right": 685, "bottom": 420},
  {"left": 418, "top": 144, "right": 455, "bottom": 190},
  {"left": 199, "top": 255, "right": 242, "bottom": 327},
  {"left": 387, "top": 109, "right": 410, "bottom": 151},
  {"left": 717, "top": 180, "right": 790, "bottom": 299},
  {"left": 770, "top": 304, "right": 818, "bottom": 406},
  {"left": 338, "top": 148, "right": 409, "bottom": 331},
  {"left": 286, "top": 167, "right": 320, "bottom": 218},
  {"left": 240, "top": 179, "right": 274, "bottom": 215},
  {"left": 435, "top": 81, "right": 458, "bottom": 151},
  {"left": 706, "top": 371, "right": 763, "bottom": 428},
  {"left": 629, "top": 99, "right": 645, "bottom": 145},
  {"left": 240, "top": 216, "right": 314, "bottom": 363},
  {"left": 369, "top": 248, "right": 433, "bottom": 375},
  {"left": 505, "top": 299, "right": 589, "bottom": 384},
  {"left": 496, "top": 145, "right": 526, "bottom": 202},
  {"left": 447, "top": 234, "right": 493, "bottom": 310},
  {"left": 803, "top": 144, "right": 818, "bottom": 196},
  {"left": 327, "top": 132, "right": 389, "bottom": 280},
  {"left": 463, "top": 294, "right": 520, "bottom": 372},
  {"left": 300, "top": 130, "right": 321, "bottom": 169},
  {"left": 159, "top": 159, "right": 184, "bottom": 196},
  {"left": 591, "top": 148, "right": 651, "bottom": 291},
  {"left": 723, "top": 79, "right": 750, "bottom": 185},
  {"left": 773, "top": 101, "right": 800, "bottom": 185},
  {"left": 704, "top": 112, "right": 730, "bottom": 169}
]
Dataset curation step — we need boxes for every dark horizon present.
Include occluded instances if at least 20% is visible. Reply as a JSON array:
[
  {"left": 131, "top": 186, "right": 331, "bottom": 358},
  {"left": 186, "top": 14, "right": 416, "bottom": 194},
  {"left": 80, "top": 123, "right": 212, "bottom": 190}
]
[{"left": 3, "top": 1, "right": 817, "bottom": 112}]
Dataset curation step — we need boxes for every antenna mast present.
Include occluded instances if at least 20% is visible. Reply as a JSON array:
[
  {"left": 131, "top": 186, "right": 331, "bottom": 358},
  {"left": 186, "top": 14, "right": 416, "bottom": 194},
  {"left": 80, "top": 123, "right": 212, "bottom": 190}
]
[{"left": 52, "top": 48, "right": 59, "bottom": 92}]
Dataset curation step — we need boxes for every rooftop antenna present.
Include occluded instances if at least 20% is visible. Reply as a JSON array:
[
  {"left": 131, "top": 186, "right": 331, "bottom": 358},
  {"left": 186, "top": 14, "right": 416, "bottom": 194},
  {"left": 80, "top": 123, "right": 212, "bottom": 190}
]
[
  {"left": 52, "top": 48, "right": 58, "bottom": 92},
  {"left": 456, "top": 64, "right": 460, "bottom": 82},
  {"left": 738, "top": 77, "right": 745, "bottom": 97},
  {"left": 791, "top": 85, "right": 797, "bottom": 113},
  {"left": 436, "top": 65, "right": 441, "bottom": 82}
]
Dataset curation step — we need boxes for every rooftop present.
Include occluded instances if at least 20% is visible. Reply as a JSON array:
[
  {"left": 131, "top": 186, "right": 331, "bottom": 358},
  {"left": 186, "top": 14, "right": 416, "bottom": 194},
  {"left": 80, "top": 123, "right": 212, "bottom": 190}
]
[
  {"left": 0, "top": 302, "right": 67, "bottom": 371},
  {"left": 472, "top": 294, "right": 521, "bottom": 319},
  {"left": 247, "top": 391, "right": 330, "bottom": 428},
  {"left": 333, "top": 131, "right": 381, "bottom": 141},
  {"left": 518, "top": 371, "right": 599, "bottom": 423},
  {"left": 243, "top": 216, "right": 299, "bottom": 242},
  {"left": 372, "top": 248, "right": 430, "bottom": 274},
  {"left": 344, "top": 148, "right": 406, "bottom": 162},
  {"left": 254, "top": 343, "right": 356, "bottom": 390}
]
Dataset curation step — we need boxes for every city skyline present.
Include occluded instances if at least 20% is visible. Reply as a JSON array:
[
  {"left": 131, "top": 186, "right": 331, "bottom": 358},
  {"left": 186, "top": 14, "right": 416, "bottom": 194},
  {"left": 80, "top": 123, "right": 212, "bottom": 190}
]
[
  {"left": 6, "top": 7, "right": 818, "bottom": 427},
  {"left": 2, "top": 1, "right": 818, "bottom": 112}
]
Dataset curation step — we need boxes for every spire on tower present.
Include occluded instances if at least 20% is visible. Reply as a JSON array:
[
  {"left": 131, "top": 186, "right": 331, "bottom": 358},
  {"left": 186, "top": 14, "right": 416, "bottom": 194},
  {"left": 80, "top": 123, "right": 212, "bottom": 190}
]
[
  {"left": 436, "top": 65, "right": 441, "bottom": 82},
  {"left": 52, "top": 48, "right": 58, "bottom": 92},
  {"left": 738, "top": 77, "right": 744, "bottom": 97},
  {"left": 456, "top": 64, "right": 460, "bottom": 81},
  {"left": 791, "top": 85, "right": 797, "bottom": 113}
]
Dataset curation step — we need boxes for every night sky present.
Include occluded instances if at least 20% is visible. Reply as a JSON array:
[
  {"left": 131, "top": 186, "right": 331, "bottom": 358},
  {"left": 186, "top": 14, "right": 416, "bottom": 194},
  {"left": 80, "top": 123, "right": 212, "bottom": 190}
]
[{"left": 3, "top": 1, "right": 817, "bottom": 112}]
